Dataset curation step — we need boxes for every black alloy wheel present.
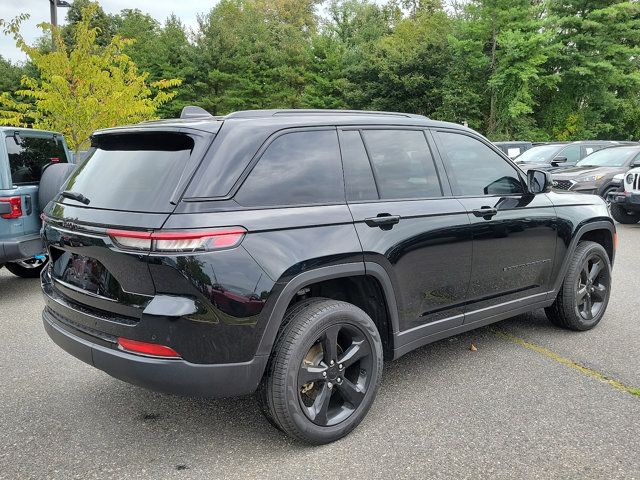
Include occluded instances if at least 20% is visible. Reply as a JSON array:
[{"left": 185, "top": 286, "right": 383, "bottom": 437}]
[
  {"left": 298, "top": 323, "right": 373, "bottom": 427},
  {"left": 545, "top": 241, "right": 611, "bottom": 331},
  {"left": 258, "top": 298, "right": 383, "bottom": 444},
  {"left": 575, "top": 254, "right": 608, "bottom": 321}
]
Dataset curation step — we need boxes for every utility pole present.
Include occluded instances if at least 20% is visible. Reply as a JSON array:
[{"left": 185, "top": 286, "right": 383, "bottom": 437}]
[{"left": 48, "top": 0, "right": 72, "bottom": 49}]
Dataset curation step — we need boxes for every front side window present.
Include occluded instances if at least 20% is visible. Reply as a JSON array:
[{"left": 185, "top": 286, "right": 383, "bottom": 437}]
[
  {"left": 6, "top": 134, "right": 68, "bottom": 185},
  {"left": 361, "top": 129, "right": 442, "bottom": 200},
  {"left": 235, "top": 130, "right": 343, "bottom": 207},
  {"left": 437, "top": 132, "right": 524, "bottom": 196},
  {"left": 559, "top": 144, "right": 581, "bottom": 164}
]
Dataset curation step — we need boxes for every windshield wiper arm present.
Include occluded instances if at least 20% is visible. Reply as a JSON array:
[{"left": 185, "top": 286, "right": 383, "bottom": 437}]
[{"left": 60, "top": 191, "right": 90, "bottom": 205}]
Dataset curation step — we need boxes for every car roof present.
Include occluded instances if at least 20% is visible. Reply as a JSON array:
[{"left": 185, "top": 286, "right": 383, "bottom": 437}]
[
  {"left": 0, "top": 126, "right": 65, "bottom": 136},
  {"left": 94, "top": 108, "right": 475, "bottom": 137}
]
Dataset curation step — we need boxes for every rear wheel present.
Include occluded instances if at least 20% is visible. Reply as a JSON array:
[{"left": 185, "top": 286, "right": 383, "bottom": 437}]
[
  {"left": 545, "top": 241, "right": 611, "bottom": 331},
  {"left": 258, "top": 298, "right": 383, "bottom": 444},
  {"left": 5, "top": 258, "right": 47, "bottom": 278},
  {"left": 610, "top": 203, "right": 640, "bottom": 224}
]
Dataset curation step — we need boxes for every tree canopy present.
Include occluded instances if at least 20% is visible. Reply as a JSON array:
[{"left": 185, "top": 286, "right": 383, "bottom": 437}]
[{"left": 1, "top": 0, "right": 639, "bottom": 142}]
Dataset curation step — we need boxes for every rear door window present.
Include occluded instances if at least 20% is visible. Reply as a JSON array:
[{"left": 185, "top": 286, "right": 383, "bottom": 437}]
[
  {"left": 6, "top": 133, "right": 68, "bottom": 185},
  {"left": 235, "top": 130, "right": 344, "bottom": 207},
  {"left": 62, "top": 132, "right": 195, "bottom": 213},
  {"left": 361, "top": 129, "right": 442, "bottom": 199},
  {"left": 340, "top": 130, "right": 378, "bottom": 201}
]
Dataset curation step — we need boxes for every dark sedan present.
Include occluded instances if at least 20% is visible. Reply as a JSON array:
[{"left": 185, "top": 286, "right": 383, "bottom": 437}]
[{"left": 551, "top": 145, "right": 640, "bottom": 199}]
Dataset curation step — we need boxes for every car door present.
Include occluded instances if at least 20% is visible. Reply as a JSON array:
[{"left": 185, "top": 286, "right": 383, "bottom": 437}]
[
  {"left": 432, "top": 129, "right": 557, "bottom": 321},
  {"left": 339, "top": 127, "right": 473, "bottom": 339}
]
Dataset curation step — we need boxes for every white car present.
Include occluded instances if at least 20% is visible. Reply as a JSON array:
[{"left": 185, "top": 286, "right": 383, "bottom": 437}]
[{"left": 608, "top": 167, "right": 640, "bottom": 224}]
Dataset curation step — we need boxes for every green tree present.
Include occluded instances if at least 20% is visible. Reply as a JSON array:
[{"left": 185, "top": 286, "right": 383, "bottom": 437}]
[
  {"left": 0, "top": 2, "right": 180, "bottom": 150},
  {"left": 539, "top": 0, "right": 640, "bottom": 140},
  {"left": 0, "top": 55, "right": 24, "bottom": 94},
  {"left": 192, "top": 0, "right": 313, "bottom": 115}
]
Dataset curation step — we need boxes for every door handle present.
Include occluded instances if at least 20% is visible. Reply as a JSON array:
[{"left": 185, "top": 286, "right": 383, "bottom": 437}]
[
  {"left": 472, "top": 207, "right": 498, "bottom": 219},
  {"left": 364, "top": 214, "right": 401, "bottom": 230}
]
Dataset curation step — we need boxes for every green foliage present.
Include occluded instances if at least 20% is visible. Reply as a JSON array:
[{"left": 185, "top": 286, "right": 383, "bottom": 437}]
[
  {"left": 0, "top": 2, "right": 180, "bottom": 150},
  {"left": 1, "top": 0, "right": 638, "bottom": 141}
]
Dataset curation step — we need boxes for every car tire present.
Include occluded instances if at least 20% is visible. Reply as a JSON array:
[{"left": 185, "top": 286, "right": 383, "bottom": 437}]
[
  {"left": 610, "top": 203, "right": 640, "bottom": 224},
  {"left": 545, "top": 241, "right": 611, "bottom": 331},
  {"left": 5, "top": 259, "right": 46, "bottom": 278},
  {"left": 258, "top": 298, "right": 383, "bottom": 444}
]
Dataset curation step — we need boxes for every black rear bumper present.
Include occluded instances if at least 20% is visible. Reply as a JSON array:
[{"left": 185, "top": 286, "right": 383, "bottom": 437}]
[
  {"left": 0, "top": 233, "right": 43, "bottom": 263},
  {"left": 42, "top": 307, "right": 268, "bottom": 398}
]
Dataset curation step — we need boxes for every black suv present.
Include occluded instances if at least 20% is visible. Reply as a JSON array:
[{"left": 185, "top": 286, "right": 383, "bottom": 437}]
[{"left": 41, "top": 108, "right": 615, "bottom": 444}]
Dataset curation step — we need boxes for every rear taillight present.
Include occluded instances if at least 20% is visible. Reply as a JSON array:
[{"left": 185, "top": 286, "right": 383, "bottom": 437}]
[
  {"left": 0, "top": 196, "right": 23, "bottom": 219},
  {"left": 117, "top": 337, "right": 181, "bottom": 358},
  {"left": 107, "top": 227, "right": 246, "bottom": 252}
]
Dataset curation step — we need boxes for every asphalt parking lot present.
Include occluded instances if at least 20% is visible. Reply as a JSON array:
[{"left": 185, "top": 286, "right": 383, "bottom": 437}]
[{"left": 1, "top": 226, "right": 639, "bottom": 480}]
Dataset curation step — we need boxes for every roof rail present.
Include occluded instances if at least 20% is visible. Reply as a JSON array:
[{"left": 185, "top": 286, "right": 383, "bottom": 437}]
[
  {"left": 225, "top": 109, "right": 426, "bottom": 119},
  {"left": 180, "top": 106, "right": 214, "bottom": 119}
]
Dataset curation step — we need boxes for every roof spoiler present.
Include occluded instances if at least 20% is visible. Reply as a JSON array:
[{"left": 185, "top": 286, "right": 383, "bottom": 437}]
[{"left": 180, "top": 106, "right": 213, "bottom": 119}]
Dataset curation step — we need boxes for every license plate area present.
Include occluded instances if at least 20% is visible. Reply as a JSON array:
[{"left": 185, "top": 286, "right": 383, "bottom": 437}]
[{"left": 51, "top": 249, "right": 120, "bottom": 300}]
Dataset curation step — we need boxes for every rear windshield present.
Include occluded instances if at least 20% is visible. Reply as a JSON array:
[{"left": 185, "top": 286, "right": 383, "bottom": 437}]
[
  {"left": 62, "top": 132, "right": 194, "bottom": 213},
  {"left": 6, "top": 133, "right": 68, "bottom": 185}
]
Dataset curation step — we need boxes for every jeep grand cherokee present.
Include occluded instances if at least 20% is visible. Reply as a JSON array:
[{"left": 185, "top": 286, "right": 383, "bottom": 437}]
[{"left": 40, "top": 108, "right": 615, "bottom": 444}]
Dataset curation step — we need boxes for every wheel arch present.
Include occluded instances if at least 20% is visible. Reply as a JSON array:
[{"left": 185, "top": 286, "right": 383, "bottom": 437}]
[
  {"left": 255, "top": 263, "right": 399, "bottom": 361},
  {"left": 552, "top": 220, "right": 616, "bottom": 294}
]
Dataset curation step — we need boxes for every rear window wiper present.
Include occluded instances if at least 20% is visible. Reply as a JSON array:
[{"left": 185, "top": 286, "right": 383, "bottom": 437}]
[{"left": 60, "top": 191, "right": 90, "bottom": 205}]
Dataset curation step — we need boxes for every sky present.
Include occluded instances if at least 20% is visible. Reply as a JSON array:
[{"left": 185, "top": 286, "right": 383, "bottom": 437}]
[{"left": 0, "top": 0, "right": 219, "bottom": 62}]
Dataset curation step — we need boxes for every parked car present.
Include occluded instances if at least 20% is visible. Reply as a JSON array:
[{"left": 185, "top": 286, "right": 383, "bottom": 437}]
[
  {"left": 551, "top": 145, "right": 640, "bottom": 200},
  {"left": 493, "top": 141, "right": 533, "bottom": 159},
  {"left": 607, "top": 167, "right": 640, "bottom": 224},
  {"left": 41, "top": 108, "right": 615, "bottom": 444},
  {"left": 515, "top": 141, "right": 633, "bottom": 172},
  {"left": 0, "top": 127, "right": 73, "bottom": 277}
]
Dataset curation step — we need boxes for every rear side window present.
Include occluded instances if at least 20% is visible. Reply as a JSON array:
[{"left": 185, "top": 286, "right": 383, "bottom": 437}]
[
  {"left": 341, "top": 130, "right": 378, "bottom": 201},
  {"left": 362, "top": 129, "right": 442, "bottom": 199},
  {"left": 436, "top": 131, "right": 524, "bottom": 196},
  {"left": 63, "top": 132, "right": 194, "bottom": 213},
  {"left": 235, "top": 130, "right": 343, "bottom": 207},
  {"left": 6, "top": 134, "right": 68, "bottom": 185}
]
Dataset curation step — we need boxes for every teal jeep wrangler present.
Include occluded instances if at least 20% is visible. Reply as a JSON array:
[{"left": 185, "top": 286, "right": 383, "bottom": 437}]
[{"left": 0, "top": 127, "right": 73, "bottom": 277}]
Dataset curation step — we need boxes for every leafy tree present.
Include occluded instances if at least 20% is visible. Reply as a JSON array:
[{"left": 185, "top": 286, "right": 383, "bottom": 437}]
[
  {"left": 0, "top": 55, "right": 24, "bottom": 94},
  {"left": 192, "top": 0, "right": 312, "bottom": 114},
  {"left": 0, "top": 2, "right": 180, "bottom": 150},
  {"left": 539, "top": 0, "right": 640, "bottom": 140},
  {"left": 62, "top": 0, "right": 116, "bottom": 48}
]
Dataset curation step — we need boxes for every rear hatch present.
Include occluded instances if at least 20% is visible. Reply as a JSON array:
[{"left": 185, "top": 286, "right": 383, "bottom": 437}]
[{"left": 42, "top": 129, "right": 214, "bottom": 323}]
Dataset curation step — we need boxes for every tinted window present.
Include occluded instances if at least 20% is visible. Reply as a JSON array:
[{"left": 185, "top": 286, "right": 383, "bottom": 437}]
[
  {"left": 6, "top": 134, "right": 68, "bottom": 185},
  {"left": 576, "top": 147, "right": 640, "bottom": 167},
  {"left": 515, "top": 144, "right": 564, "bottom": 164},
  {"left": 362, "top": 129, "right": 441, "bottom": 199},
  {"left": 235, "top": 130, "right": 343, "bottom": 207},
  {"left": 63, "top": 132, "right": 194, "bottom": 213},
  {"left": 437, "top": 132, "right": 524, "bottom": 196},
  {"left": 341, "top": 130, "right": 378, "bottom": 201},
  {"left": 559, "top": 144, "right": 581, "bottom": 163}
]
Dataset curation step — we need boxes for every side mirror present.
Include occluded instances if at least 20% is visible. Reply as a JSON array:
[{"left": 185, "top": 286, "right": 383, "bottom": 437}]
[
  {"left": 528, "top": 169, "right": 552, "bottom": 194},
  {"left": 551, "top": 156, "right": 567, "bottom": 166}
]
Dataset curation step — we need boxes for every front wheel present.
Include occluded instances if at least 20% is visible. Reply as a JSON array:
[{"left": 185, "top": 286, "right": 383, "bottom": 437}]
[
  {"left": 610, "top": 203, "right": 640, "bottom": 224},
  {"left": 258, "top": 298, "right": 383, "bottom": 444},
  {"left": 5, "top": 258, "right": 47, "bottom": 278},
  {"left": 545, "top": 241, "right": 611, "bottom": 331}
]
